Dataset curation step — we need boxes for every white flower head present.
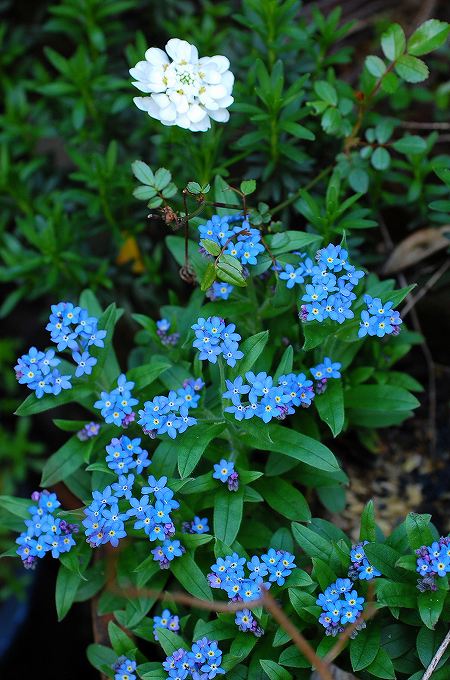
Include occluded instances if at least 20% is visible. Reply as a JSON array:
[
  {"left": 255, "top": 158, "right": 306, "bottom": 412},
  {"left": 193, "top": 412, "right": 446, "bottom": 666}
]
[{"left": 130, "top": 38, "right": 234, "bottom": 132}]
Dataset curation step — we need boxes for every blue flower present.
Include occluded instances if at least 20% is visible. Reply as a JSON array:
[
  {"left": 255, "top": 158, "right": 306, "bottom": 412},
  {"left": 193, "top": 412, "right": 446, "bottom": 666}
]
[
  {"left": 192, "top": 316, "right": 243, "bottom": 367},
  {"left": 207, "top": 282, "right": 234, "bottom": 300},
  {"left": 358, "top": 559, "right": 381, "bottom": 580},
  {"left": 213, "top": 459, "right": 234, "bottom": 483},
  {"left": 235, "top": 609, "right": 254, "bottom": 632},
  {"left": 280, "top": 263, "right": 305, "bottom": 288},
  {"left": 73, "top": 350, "right": 97, "bottom": 377}
]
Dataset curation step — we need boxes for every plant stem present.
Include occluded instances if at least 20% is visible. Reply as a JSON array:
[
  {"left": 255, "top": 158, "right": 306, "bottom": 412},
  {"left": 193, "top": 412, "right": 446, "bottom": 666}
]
[{"left": 270, "top": 164, "right": 334, "bottom": 216}]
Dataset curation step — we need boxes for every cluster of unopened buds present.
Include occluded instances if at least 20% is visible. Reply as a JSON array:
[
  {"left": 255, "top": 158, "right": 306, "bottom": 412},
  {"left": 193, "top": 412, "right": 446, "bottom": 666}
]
[{"left": 157, "top": 318, "right": 180, "bottom": 346}]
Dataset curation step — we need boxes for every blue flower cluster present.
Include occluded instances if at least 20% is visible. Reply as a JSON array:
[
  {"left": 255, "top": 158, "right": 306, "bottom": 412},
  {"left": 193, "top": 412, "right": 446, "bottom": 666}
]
[
  {"left": 280, "top": 244, "right": 365, "bottom": 324},
  {"left": 416, "top": 537, "right": 450, "bottom": 592},
  {"left": 310, "top": 357, "right": 342, "bottom": 394},
  {"left": 94, "top": 373, "right": 138, "bottom": 427},
  {"left": 348, "top": 541, "right": 381, "bottom": 581},
  {"left": 192, "top": 317, "right": 243, "bottom": 367},
  {"left": 198, "top": 213, "right": 264, "bottom": 266},
  {"left": 105, "top": 435, "right": 151, "bottom": 474},
  {"left": 113, "top": 657, "right": 137, "bottom": 680},
  {"left": 358, "top": 295, "right": 403, "bottom": 338},
  {"left": 14, "top": 347, "right": 72, "bottom": 398},
  {"left": 15, "top": 490, "right": 77, "bottom": 569},
  {"left": 317, "top": 578, "right": 365, "bottom": 637},
  {"left": 77, "top": 421, "right": 100, "bottom": 441},
  {"left": 153, "top": 608, "right": 180, "bottom": 641},
  {"left": 157, "top": 318, "right": 180, "bottom": 346},
  {"left": 208, "top": 549, "right": 295, "bottom": 636},
  {"left": 212, "top": 459, "right": 239, "bottom": 491},
  {"left": 15, "top": 301, "right": 107, "bottom": 398},
  {"left": 182, "top": 516, "right": 210, "bottom": 534},
  {"left": 223, "top": 371, "right": 315, "bottom": 423},
  {"left": 163, "top": 637, "right": 225, "bottom": 679},
  {"left": 138, "top": 380, "right": 201, "bottom": 440},
  {"left": 83, "top": 475, "right": 183, "bottom": 568}
]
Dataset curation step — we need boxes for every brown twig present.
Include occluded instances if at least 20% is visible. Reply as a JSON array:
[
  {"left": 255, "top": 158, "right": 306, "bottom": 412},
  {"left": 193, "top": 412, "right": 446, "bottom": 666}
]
[
  {"left": 422, "top": 628, "right": 450, "bottom": 680},
  {"left": 261, "top": 588, "right": 334, "bottom": 680},
  {"left": 114, "top": 586, "right": 264, "bottom": 613},
  {"left": 401, "top": 259, "right": 450, "bottom": 317}
]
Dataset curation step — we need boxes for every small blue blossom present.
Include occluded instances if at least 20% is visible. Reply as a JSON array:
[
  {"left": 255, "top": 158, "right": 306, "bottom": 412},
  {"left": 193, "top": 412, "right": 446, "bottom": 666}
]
[
  {"left": 358, "top": 295, "right": 403, "bottom": 339},
  {"left": 192, "top": 317, "right": 242, "bottom": 367},
  {"left": 113, "top": 657, "right": 137, "bottom": 680},
  {"left": 94, "top": 373, "right": 139, "bottom": 427},
  {"left": 213, "top": 459, "right": 234, "bottom": 483},
  {"left": 207, "top": 282, "right": 234, "bottom": 301},
  {"left": 198, "top": 213, "right": 264, "bottom": 267},
  {"left": 153, "top": 608, "right": 180, "bottom": 640}
]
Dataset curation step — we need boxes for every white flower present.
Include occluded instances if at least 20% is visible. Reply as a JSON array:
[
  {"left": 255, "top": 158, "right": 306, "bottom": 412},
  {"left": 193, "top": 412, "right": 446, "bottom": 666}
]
[{"left": 130, "top": 38, "right": 234, "bottom": 132}]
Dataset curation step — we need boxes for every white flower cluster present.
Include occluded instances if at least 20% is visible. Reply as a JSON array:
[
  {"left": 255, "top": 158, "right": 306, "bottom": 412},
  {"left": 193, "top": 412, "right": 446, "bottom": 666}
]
[{"left": 130, "top": 38, "right": 234, "bottom": 132}]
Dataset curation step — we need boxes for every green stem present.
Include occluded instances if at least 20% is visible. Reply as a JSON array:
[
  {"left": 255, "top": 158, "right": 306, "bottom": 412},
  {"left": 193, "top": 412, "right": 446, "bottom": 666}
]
[
  {"left": 270, "top": 164, "right": 334, "bottom": 216},
  {"left": 218, "top": 357, "right": 226, "bottom": 412}
]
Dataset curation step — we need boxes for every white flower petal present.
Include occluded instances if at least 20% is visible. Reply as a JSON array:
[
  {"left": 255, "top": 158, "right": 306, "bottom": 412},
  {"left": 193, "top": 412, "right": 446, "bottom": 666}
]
[
  {"left": 188, "top": 103, "right": 207, "bottom": 123},
  {"left": 208, "top": 108, "right": 230, "bottom": 123},
  {"left": 144, "top": 47, "right": 169, "bottom": 66},
  {"left": 166, "top": 38, "right": 196, "bottom": 63},
  {"left": 206, "top": 84, "right": 227, "bottom": 100},
  {"left": 210, "top": 55, "right": 230, "bottom": 73}
]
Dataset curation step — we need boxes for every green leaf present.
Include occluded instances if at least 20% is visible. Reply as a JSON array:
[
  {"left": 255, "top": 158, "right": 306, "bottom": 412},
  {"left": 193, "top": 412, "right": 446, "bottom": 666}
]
[
  {"left": 153, "top": 167, "right": 171, "bottom": 190},
  {"left": 240, "top": 179, "right": 256, "bottom": 195},
  {"left": 416, "top": 625, "right": 450, "bottom": 668},
  {"left": 239, "top": 421, "right": 342, "bottom": 474},
  {"left": 108, "top": 621, "right": 135, "bottom": 656},
  {"left": 350, "top": 623, "right": 381, "bottom": 671},
  {"left": 365, "top": 55, "right": 386, "bottom": 77},
  {"left": 170, "top": 553, "right": 213, "bottom": 600},
  {"left": 349, "top": 168, "right": 369, "bottom": 193},
  {"left": 15, "top": 385, "right": 93, "bottom": 417},
  {"left": 371, "top": 147, "right": 391, "bottom": 170},
  {"left": 155, "top": 628, "right": 189, "bottom": 656},
  {"left": 418, "top": 590, "right": 446, "bottom": 629},
  {"left": 312, "top": 557, "right": 338, "bottom": 591},
  {"left": 256, "top": 478, "right": 311, "bottom": 522},
  {"left": 187, "top": 181, "right": 202, "bottom": 194},
  {"left": 214, "top": 487, "right": 244, "bottom": 545},
  {"left": 363, "top": 543, "right": 403, "bottom": 580},
  {"left": 395, "top": 55, "right": 429, "bottom": 82},
  {"left": 392, "top": 135, "right": 427, "bottom": 155},
  {"left": 176, "top": 422, "right": 226, "bottom": 478},
  {"left": 278, "top": 646, "right": 309, "bottom": 668},
  {"left": 0, "top": 495, "right": 32, "bottom": 519},
  {"left": 273, "top": 346, "right": 294, "bottom": 381},
  {"left": 214, "top": 175, "right": 240, "bottom": 215},
  {"left": 55, "top": 564, "right": 82, "bottom": 621},
  {"left": 315, "top": 380, "right": 344, "bottom": 436},
  {"left": 131, "top": 160, "right": 154, "bottom": 185},
  {"left": 230, "top": 330, "right": 269, "bottom": 379},
  {"left": 201, "top": 239, "right": 222, "bottom": 257},
  {"left": 86, "top": 644, "right": 116, "bottom": 678},
  {"left": 405, "top": 513, "right": 434, "bottom": 549},
  {"left": 314, "top": 81, "right": 337, "bottom": 106},
  {"left": 292, "top": 523, "right": 335, "bottom": 563},
  {"left": 200, "top": 262, "right": 217, "bottom": 292},
  {"left": 346, "top": 385, "right": 419, "bottom": 416},
  {"left": 216, "top": 254, "right": 246, "bottom": 287},
  {"left": 381, "top": 24, "right": 406, "bottom": 61},
  {"left": 259, "top": 659, "right": 293, "bottom": 679},
  {"left": 376, "top": 580, "right": 418, "bottom": 608},
  {"left": 282, "top": 121, "right": 315, "bottom": 141},
  {"left": 365, "top": 647, "right": 395, "bottom": 679},
  {"left": 360, "top": 501, "right": 376, "bottom": 542},
  {"left": 41, "top": 435, "right": 90, "bottom": 486},
  {"left": 407, "top": 19, "right": 450, "bottom": 56},
  {"left": 127, "top": 358, "right": 171, "bottom": 390}
]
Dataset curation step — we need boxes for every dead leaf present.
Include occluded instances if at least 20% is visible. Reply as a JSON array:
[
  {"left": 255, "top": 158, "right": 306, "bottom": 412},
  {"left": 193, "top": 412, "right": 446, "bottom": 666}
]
[{"left": 383, "top": 226, "right": 450, "bottom": 274}]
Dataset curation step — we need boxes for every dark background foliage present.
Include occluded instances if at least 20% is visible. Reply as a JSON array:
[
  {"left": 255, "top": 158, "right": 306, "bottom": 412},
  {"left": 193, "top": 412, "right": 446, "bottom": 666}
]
[{"left": 0, "top": 0, "right": 449, "bottom": 677}]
